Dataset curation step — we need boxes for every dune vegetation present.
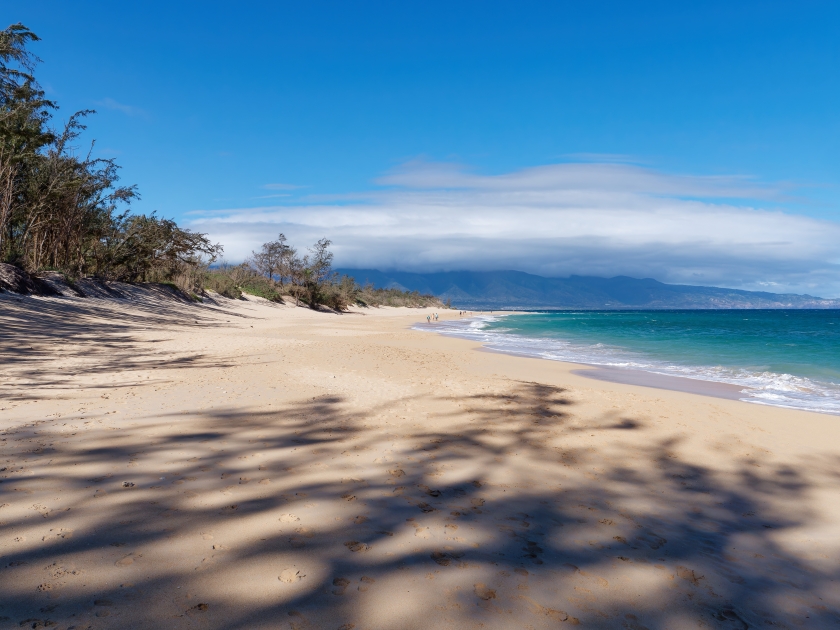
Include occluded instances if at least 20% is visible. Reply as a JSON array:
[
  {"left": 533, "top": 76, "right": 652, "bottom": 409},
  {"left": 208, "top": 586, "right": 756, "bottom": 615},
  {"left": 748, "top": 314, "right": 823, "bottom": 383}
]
[{"left": 0, "top": 23, "right": 440, "bottom": 311}]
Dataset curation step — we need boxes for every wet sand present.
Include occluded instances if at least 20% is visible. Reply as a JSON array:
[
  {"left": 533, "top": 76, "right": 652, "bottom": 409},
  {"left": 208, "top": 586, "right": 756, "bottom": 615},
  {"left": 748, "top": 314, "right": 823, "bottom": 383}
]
[
  {"left": 1, "top": 292, "right": 839, "bottom": 629},
  {"left": 573, "top": 366, "right": 746, "bottom": 401}
]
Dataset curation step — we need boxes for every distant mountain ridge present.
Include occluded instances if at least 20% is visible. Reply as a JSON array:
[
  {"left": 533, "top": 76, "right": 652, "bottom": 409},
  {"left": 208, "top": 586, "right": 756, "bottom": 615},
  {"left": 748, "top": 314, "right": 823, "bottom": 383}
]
[{"left": 335, "top": 268, "right": 840, "bottom": 309}]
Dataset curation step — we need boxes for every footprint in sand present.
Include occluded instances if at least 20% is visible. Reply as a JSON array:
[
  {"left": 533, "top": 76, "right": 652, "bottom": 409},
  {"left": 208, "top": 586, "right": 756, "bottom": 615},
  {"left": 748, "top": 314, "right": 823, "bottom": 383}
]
[
  {"left": 712, "top": 608, "right": 748, "bottom": 628},
  {"left": 289, "top": 527, "right": 315, "bottom": 548},
  {"left": 498, "top": 525, "right": 517, "bottom": 538},
  {"left": 19, "top": 618, "right": 55, "bottom": 627},
  {"left": 358, "top": 576, "right": 375, "bottom": 592},
  {"left": 279, "top": 513, "right": 300, "bottom": 523},
  {"left": 414, "top": 527, "right": 431, "bottom": 539},
  {"left": 344, "top": 541, "right": 370, "bottom": 553},
  {"left": 431, "top": 551, "right": 464, "bottom": 566},
  {"left": 42, "top": 529, "right": 73, "bottom": 542},
  {"left": 676, "top": 566, "right": 704, "bottom": 586},
  {"left": 185, "top": 603, "right": 210, "bottom": 619},
  {"left": 523, "top": 541, "right": 544, "bottom": 564},
  {"left": 115, "top": 553, "right": 142, "bottom": 567},
  {"left": 46, "top": 563, "right": 81, "bottom": 579},
  {"left": 522, "top": 597, "right": 572, "bottom": 622},
  {"left": 353, "top": 515, "right": 368, "bottom": 524},
  {"left": 279, "top": 568, "right": 306, "bottom": 583},
  {"left": 636, "top": 531, "right": 667, "bottom": 550},
  {"left": 473, "top": 583, "right": 496, "bottom": 601},
  {"left": 288, "top": 611, "right": 314, "bottom": 630},
  {"left": 333, "top": 577, "right": 350, "bottom": 595}
]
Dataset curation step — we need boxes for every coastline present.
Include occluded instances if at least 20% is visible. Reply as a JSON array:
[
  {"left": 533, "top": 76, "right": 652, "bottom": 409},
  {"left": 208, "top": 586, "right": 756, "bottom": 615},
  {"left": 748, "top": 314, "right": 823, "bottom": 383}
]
[
  {"left": 418, "top": 312, "right": 840, "bottom": 416},
  {"left": 2, "top": 296, "right": 839, "bottom": 627},
  {"left": 571, "top": 365, "right": 745, "bottom": 400},
  {"left": 472, "top": 344, "right": 748, "bottom": 403}
]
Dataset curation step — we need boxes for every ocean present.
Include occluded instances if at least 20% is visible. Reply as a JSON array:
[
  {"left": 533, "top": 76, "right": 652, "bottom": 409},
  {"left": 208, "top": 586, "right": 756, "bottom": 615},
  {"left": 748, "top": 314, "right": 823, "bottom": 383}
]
[{"left": 418, "top": 310, "right": 840, "bottom": 415}]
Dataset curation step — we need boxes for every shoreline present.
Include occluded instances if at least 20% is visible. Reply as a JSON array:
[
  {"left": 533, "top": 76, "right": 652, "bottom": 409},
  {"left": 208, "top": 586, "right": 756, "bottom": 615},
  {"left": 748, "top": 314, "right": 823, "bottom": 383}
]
[
  {"left": 472, "top": 345, "right": 746, "bottom": 402},
  {"left": 572, "top": 364, "right": 745, "bottom": 400},
  {"left": 418, "top": 313, "right": 840, "bottom": 416},
  {"left": 2, "top": 298, "right": 839, "bottom": 627}
]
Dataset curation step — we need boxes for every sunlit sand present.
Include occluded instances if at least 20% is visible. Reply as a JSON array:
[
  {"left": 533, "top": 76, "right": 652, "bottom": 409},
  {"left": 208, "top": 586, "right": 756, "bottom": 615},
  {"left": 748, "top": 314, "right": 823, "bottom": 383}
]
[{"left": 1, "top": 292, "right": 838, "bottom": 628}]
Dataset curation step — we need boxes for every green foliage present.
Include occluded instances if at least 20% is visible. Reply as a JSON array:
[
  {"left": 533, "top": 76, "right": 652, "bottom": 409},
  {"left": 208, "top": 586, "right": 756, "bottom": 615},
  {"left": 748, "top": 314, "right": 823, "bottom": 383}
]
[
  {"left": 205, "top": 238, "right": 444, "bottom": 311},
  {"left": 203, "top": 264, "right": 283, "bottom": 302},
  {"left": 0, "top": 24, "right": 446, "bottom": 311},
  {"left": 0, "top": 23, "right": 221, "bottom": 285},
  {"left": 238, "top": 273, "right": 283, "bottom": 301},
  {"left": 203, "top": 268, "right": 242, "bottom": 299},
  {"left": 354, "top": 284, "right": 443, "bottom": 308}
]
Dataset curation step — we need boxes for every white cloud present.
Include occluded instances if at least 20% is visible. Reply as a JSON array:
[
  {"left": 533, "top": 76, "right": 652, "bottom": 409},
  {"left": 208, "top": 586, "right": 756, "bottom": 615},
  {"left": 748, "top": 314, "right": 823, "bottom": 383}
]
[
  {"left": 262, "top": 183, "right": 303, "bottom": 190},
  {"left": 188, "top": 161, "right": 840, "bottom": 297},
  {"left": 95, "top": 97, "right": 146, "bottom": 117}
]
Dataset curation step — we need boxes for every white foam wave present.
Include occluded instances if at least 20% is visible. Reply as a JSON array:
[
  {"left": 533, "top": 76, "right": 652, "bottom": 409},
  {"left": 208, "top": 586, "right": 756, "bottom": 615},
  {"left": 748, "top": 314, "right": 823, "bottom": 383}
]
[{"left": 415, "top": 316, "right": 840, "bottom": 415}]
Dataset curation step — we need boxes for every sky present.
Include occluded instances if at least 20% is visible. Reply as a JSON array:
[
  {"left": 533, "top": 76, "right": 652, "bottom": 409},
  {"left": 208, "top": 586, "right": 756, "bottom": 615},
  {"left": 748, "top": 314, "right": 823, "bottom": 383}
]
[{"left": 8, "top": 0, "right": 840, "bottom": 296}]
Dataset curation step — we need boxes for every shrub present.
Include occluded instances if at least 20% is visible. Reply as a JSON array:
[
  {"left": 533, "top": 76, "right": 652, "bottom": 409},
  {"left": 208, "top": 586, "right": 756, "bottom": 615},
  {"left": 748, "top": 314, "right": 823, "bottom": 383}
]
[
  {"left": 238, "top": 273, "right": 283, "bottom": 301},
  {"left": 204, "top": 270, "right": 242, "bottom": 299}
]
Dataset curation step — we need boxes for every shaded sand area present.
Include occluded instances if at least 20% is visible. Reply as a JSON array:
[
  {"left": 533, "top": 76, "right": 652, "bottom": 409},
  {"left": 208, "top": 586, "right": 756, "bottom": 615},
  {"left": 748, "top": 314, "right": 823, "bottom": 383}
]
[{"left": 1, "top": 292, "right": 839, "bottom": 629}]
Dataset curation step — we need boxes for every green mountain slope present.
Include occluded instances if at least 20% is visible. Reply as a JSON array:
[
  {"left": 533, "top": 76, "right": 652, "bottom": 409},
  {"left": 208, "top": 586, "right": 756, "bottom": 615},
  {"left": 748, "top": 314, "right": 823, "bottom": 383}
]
[{"left": 335, "top": 269, "right": 840, "bottom": 309}]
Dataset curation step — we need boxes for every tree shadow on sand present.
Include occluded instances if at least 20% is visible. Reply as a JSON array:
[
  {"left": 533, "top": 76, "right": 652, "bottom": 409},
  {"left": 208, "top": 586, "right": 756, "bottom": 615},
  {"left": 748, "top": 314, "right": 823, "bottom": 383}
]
[
  {"left": 0, "top": 294, "right": 263, "bottom": 402},
  {"left": 1, "top": 382, "right": 838, "bottom": 629}
]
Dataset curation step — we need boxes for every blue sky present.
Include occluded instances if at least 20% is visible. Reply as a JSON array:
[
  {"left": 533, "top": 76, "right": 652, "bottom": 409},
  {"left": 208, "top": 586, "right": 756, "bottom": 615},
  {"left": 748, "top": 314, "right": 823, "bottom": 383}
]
[{"left": 8, "top": 1, "right": 840, "bottom": 295}]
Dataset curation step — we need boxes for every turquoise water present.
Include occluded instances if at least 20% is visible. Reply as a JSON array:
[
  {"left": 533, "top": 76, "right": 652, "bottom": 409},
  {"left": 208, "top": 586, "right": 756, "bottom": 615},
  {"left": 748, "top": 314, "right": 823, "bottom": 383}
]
[{"left": 419, "top": 310, "right": 840, "bottom": 414}]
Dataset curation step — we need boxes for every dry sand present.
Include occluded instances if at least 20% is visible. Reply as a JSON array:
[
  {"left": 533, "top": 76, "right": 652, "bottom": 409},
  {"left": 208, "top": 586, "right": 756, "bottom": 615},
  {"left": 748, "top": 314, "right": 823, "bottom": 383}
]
[{"left": 1, "top": 292, "right": 839, "bottom": 629}]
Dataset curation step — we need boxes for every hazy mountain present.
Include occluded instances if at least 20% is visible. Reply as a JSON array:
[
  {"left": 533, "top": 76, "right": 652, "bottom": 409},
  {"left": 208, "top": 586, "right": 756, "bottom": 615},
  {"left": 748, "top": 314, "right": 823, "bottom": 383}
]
[{"left": 335, "top": 269, "right": 840, "bottom": 309}]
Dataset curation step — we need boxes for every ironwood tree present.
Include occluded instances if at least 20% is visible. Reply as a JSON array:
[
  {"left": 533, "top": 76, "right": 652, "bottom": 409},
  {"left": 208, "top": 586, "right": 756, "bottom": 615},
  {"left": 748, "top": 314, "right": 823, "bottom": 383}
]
[{"left": 0, "top": 23, "right": 220, "bottom": 288}]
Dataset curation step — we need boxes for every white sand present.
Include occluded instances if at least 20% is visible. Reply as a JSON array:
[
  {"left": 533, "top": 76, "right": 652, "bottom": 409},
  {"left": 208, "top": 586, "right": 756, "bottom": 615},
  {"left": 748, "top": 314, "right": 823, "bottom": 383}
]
[{"left": 1, "top": 292, "right": 839, "bottom": 628}]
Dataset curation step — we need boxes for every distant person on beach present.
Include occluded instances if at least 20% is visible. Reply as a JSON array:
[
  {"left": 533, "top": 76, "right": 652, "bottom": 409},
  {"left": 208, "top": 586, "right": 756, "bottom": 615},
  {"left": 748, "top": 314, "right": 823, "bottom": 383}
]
[{"left": 427, "top": 315, "right": 431, "bottom": 323}]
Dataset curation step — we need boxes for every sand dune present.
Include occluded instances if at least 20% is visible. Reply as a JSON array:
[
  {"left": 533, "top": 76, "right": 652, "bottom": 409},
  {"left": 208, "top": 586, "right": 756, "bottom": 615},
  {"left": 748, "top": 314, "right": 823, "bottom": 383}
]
[{"left": 1, "top": 293, "right": 839, "bottom": 628}]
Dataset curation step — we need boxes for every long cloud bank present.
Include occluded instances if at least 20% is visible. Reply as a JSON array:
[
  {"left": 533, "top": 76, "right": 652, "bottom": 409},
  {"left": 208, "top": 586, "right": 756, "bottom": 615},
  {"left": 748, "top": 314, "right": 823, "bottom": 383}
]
[{"left": 189, "top": 161, "right": 840, "bottom": 297}]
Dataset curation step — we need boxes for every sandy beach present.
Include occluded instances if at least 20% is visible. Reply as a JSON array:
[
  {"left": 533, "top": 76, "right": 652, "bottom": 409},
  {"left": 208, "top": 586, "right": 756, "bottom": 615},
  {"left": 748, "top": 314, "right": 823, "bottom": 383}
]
[{"left": 1, "top": 293, "right": 839, "bottom": 629}]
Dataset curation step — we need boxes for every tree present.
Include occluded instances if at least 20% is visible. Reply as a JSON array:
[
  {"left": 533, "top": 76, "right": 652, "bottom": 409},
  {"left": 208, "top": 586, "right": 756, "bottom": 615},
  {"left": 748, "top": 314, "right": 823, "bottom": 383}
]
[
  {"left": 233, "top": 233, "right": 444, "bottom": 310},
  {"left": 0, "top": 23, "right": 220, "bottom": 291},
  {"left": 299, "top": 237, "right": 334, "bottom": 308},
  {"left": 251, "top": 233, "right": 290, "bottom": 281}
]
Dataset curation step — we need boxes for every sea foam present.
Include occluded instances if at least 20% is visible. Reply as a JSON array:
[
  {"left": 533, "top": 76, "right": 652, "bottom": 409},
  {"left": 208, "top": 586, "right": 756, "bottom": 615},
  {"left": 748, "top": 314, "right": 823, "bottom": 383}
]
[{"left": 416, "top": 314, "right": 840, "bottom": 415}]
